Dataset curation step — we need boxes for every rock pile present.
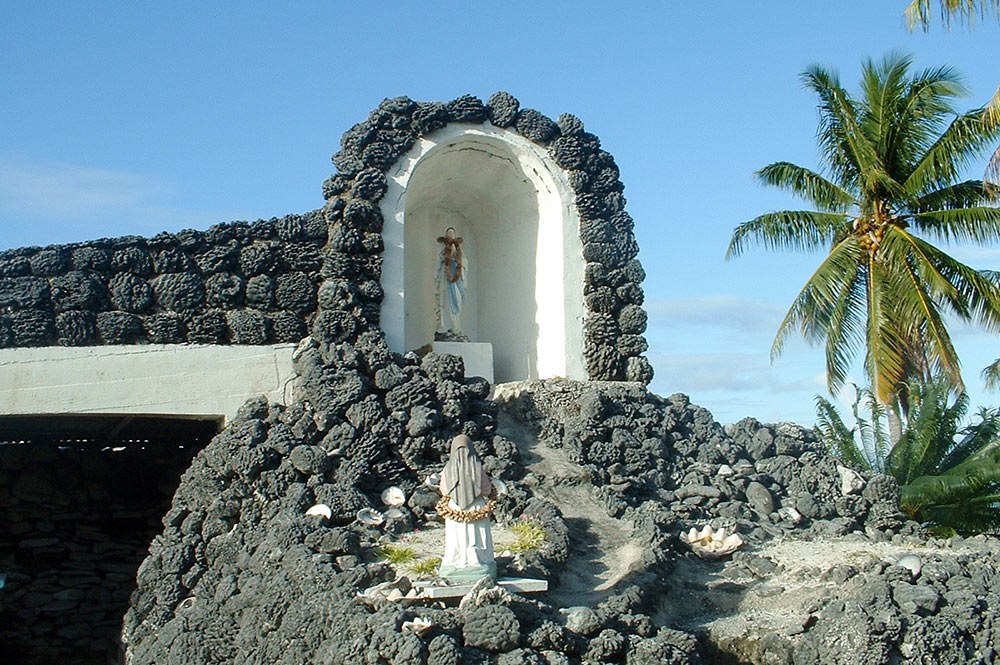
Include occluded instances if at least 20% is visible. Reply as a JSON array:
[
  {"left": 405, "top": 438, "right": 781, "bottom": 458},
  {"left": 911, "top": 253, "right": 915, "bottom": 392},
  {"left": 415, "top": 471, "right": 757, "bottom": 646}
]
[{"left": 122, "top": 363, "right": 1000, "bottom": 664}]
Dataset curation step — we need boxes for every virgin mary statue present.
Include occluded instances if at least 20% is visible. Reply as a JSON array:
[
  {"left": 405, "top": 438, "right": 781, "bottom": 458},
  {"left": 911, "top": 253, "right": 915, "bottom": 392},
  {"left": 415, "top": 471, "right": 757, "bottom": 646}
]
[
  {"left": 435, "top": 227, "right": 466, "bottom": 334},
  {"left": 436, "top": 435, "right": 496, "bottom": 583}
]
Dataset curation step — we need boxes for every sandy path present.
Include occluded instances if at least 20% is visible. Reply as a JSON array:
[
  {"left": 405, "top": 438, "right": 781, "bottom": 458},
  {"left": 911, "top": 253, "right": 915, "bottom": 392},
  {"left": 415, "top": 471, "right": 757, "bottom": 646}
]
[{"left": 497, "top": 406, "right": 644, "bottom": 607}]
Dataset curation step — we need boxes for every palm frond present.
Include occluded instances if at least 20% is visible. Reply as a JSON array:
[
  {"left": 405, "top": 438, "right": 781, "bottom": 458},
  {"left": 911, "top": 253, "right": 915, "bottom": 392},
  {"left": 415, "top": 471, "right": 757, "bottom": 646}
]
[
  {"left": 771, "top": 238, "right": 865, "bottom": 392},
  {"left": 754, "top": 162, "right": 856, "bottom": 212},
  {"left": 726, "top": 210, "right": 849, "bottom": 259},
  {"left": 904, "top": 0, "right": 1000, "bottom": 31},
  {"left": 803, "top": 65, "right": 898, "bottom": 196},
  {"left": 940, "top": 406, "right": 1000, "bottom": 470},
  {"left": 910, "top": 205, "right": 1000, "bottom": 243},
  {"left": 905, "top": 108, "right": 1000, "bottom": 197},
  {"left": 983, "top": 358, "right": 1000, "bottom": 389},
  {"left": 814, "top": 392, "right": 873, "bottom": 470},
  {"left": 900, "top": 449, "right": 1000, "bottom": 522},
  {"left": 911, "top": 180, "right": 992, "bottom": 213},
  {"left": 986, "top": 86, "right": 1000, "bottom": 192}
]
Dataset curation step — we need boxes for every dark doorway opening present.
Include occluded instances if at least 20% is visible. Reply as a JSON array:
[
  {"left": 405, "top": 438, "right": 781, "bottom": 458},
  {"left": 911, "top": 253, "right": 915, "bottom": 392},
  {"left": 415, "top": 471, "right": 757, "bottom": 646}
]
[{"left": 0, "top": 415, "right": 221, "bottom": 665}]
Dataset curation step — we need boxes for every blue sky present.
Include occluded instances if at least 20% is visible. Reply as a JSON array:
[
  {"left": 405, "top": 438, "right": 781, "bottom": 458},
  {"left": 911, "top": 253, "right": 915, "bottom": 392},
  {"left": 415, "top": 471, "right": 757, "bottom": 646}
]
[{"left": 3, "top": 2, "right": 1000, "bottom": 425}]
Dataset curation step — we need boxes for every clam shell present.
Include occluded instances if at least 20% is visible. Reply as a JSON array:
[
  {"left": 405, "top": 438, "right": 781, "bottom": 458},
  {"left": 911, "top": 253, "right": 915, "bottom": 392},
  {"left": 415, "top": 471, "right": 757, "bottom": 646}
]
[
  {"left": 305, "top": 503, "right": 332, "bottom": 519},
  {"left": 384, "top": 507, "right": 405, "bottom": 520},
  {"left": 424, "top": 472, "right": 441, "bottom": 488},
  {"left": 356, "top": 507, "right": 385, "bottom": 526},
  {"left": 681, "top": 523, "right": 743, "bottom": 559},
  {"left": 402, "top": 617, "right": 433, "bottom": 635},
  {"left": 492, "top": 478, "right": 508, "bottom": 495},
  {"left": 381, "top": 486, "right": 407, "bottom": 506}
]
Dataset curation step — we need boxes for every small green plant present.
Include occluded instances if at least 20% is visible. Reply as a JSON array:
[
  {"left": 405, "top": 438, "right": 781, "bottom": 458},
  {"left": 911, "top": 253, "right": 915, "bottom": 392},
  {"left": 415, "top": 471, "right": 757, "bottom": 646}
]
[
  {"left": 509, "top": 515, "right": 547, "bottom": 553},
  {"left": 378, "top": 544, "right": 416, "bottom": 565},
  {"left": 408, "top": 557, "right": 441, "bottom": 576}
]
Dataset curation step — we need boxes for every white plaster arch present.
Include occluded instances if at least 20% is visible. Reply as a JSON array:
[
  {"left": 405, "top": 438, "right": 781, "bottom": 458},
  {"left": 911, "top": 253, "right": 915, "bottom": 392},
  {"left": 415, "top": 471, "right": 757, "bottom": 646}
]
[{"left": 380, "top": 123, "right": 586, "bottom": 383}]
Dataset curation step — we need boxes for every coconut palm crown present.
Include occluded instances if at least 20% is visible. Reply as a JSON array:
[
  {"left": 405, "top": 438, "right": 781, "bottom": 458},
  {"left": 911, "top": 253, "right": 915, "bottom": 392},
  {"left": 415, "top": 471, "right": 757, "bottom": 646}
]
[{"left": 728, "top": 53, "right": 1000, "bottom": 414}]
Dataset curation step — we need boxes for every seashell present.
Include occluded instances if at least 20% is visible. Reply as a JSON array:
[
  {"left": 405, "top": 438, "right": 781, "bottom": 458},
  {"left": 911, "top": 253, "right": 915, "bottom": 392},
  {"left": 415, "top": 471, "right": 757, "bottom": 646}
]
[
  {"left": 492, "top": 478, "right": 508, "bottom": 495},
  {"left": 381, "top": 486, "right": 407, "bottom": 506},
  {"left": 895, "top": 554, "right": 922, "bottom": 577},
  {"left": 717, "top": 464, "right": 735, "bottom": 477},
  {"left": 356, "top": 507, "right": 385, "bottom": 526},
  {"left": 402, "top": 616, "right": 433, "bottom": 635},
  {"left": 424, "top": 472, "right": 441, "bottom": 488},
  {"left": 305, "top": 504, "right": 332, "bottom": 519},
  {"left": 680, "top": 524, "right": 744, "bottom": 560},
  {"left": 384, "top": 507, "right": 405, "bottom": 520}
]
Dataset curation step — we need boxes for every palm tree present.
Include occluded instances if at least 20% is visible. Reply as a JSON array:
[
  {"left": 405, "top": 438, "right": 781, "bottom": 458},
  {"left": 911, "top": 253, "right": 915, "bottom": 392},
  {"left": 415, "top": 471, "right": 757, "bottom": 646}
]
[
  {"left": 727, "top": 53, "right": 1000, "bottom": 437},
  {"left": 816, "top": 376, "right": 1000, "bottom": 534}
]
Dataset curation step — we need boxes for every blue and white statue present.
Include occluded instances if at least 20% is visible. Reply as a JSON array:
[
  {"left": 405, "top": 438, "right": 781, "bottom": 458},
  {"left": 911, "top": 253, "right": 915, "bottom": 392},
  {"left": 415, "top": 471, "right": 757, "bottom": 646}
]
[{"left": 436, "top": 227, "right": 467, "bottom": 334}]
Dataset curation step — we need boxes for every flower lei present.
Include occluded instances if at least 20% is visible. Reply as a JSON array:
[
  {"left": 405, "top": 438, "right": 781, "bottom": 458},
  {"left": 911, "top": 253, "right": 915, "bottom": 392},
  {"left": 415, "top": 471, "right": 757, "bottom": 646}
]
[{"left": 435, "top": 489, "right": 497, "bottom": 523}]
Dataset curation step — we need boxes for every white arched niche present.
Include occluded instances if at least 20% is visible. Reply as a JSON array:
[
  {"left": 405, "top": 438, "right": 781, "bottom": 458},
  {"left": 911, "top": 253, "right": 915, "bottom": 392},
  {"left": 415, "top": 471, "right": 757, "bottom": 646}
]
[{"left": 380, "top": 123, "right": 586, "bottom": 383}]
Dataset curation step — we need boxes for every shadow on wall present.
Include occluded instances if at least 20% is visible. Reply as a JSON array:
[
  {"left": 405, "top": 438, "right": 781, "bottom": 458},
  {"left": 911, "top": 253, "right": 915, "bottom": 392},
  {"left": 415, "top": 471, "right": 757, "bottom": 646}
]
[{"left": 0, "top": 416, "right": 220, "bottom": 665}]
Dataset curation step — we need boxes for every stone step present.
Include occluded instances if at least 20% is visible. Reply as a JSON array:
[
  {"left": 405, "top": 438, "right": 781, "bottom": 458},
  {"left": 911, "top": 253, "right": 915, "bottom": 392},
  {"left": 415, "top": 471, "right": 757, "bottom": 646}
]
[{"left": 412, "top": 577, "right": 547, "bottom": 599}]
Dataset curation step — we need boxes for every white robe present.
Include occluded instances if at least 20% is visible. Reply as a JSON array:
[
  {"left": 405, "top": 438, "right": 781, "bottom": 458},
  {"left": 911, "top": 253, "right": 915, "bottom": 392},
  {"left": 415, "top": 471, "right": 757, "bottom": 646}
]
[{"left": 440, "top": 496, "right": 494, "bottom": 570}]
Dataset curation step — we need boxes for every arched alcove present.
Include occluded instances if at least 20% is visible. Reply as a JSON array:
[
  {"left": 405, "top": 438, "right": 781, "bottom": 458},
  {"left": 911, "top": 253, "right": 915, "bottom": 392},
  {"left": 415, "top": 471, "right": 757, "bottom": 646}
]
[{"left": 380, "top": 124, "right": 586, "bottom": 383}]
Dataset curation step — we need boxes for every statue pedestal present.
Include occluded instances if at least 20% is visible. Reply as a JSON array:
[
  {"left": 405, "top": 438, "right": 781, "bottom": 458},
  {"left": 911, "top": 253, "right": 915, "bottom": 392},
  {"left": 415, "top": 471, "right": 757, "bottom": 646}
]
[{"left": 432, "top": 342, "right": 494, "bottom": 383}]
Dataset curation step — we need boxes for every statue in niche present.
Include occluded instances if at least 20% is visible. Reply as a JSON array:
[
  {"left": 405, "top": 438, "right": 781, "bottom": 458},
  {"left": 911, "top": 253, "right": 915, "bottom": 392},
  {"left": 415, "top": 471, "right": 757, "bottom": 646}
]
[
  {"left": 435, "top": 227, "right": 467, "bottom": 337},
  {"left": 434, "top": 434, "right": 496, "bottom": 583}
]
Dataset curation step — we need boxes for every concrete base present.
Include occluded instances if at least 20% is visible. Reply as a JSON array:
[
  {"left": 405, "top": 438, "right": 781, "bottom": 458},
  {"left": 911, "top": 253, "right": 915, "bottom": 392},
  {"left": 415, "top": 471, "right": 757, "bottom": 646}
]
[
  {"left": 432, "top": 342, "right": 494, "bottom": 383},
  {"left": 0, "top": 344, "right": 296, "bottom": 423},
  {"left": 413, "top": 577, "right": 548, "bottom": 599}
]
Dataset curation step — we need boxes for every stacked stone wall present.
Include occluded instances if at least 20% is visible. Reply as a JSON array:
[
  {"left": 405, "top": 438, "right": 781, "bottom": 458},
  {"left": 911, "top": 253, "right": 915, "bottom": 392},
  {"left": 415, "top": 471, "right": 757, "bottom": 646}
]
[{"left": 0, "top": 212, "right": 329, "bottom": 348}]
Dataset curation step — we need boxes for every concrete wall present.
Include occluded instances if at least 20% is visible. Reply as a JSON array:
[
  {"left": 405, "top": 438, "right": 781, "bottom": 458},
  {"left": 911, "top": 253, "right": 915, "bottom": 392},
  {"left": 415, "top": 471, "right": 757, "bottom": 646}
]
[
  {"left": 0, "top": 344, "right": 296, "bottom": 422},
  {"left": 380, "top": 123, "right": 586, "bottom": 383}
]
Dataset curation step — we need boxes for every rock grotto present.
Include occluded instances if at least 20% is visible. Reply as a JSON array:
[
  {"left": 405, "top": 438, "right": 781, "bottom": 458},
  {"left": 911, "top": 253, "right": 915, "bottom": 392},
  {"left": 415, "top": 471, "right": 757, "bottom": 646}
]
[{"left": 1, "top": 92, "right": 999, "bottom": 665}]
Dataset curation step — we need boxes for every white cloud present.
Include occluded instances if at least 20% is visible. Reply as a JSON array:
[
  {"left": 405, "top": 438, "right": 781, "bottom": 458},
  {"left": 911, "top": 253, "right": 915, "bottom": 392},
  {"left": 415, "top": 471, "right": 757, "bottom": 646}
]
[
  {"left": 645, "top": 295, "right": 785, "bottom": 334},
  {"left": 648, "top": 351, "right": 820, "bottom": 395},
  {"left": 0, "top": 155, "right": 255, "bottom": 249},
  {"left": 0, "top": 156, "right": 167, "bottom": 220}
]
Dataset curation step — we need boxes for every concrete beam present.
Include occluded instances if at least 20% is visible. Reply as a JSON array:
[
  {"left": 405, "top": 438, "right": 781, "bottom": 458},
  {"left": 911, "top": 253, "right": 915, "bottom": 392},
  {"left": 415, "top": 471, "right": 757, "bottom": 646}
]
[{"left": 0, "top": 344, "right": 296, "bottom": 423}]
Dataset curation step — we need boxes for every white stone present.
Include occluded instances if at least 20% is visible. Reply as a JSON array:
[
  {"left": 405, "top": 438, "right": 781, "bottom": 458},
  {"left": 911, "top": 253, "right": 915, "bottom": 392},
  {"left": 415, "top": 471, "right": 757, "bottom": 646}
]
[
  {"left": 432, "top": 341, "right": 494, "bottom": 383},
  {"left": 413, "top": 577, "right": 548, "bottom": 598},
  {"left": 380, "top": 123, "right": 586, "bottom": 383},
  {"left": 837, "top": 465, "right": 866, "bottom": 496},
  {"left": 0, "top": 344, "right": 295, "bottom": 423}
]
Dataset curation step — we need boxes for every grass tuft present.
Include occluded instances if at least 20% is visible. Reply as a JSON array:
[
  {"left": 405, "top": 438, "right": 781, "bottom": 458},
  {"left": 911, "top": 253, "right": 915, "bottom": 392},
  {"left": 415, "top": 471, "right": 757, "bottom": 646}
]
[
  {"left": 378, "top": 544, "right": 417, "bottom": 565},
  {"left": 408, "top": 557, "right": 442, "bottom": 576},
  {"left": 509, "top": 516, "right": 547, "bottom": 553}
]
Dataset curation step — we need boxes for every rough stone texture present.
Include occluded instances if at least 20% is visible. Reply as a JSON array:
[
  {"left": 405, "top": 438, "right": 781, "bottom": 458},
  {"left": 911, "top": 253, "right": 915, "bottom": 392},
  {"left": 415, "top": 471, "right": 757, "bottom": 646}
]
[{"left": 0, "top": 212, "right": 327, "bottom": 348}]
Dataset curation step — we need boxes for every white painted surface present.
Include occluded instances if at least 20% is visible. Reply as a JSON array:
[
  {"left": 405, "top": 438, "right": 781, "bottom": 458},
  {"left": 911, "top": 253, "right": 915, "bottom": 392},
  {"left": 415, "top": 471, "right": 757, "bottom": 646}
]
[
  {"left": 0, "top": 344, "right": 296, "bottom": 422},
  {"left": 414, "top": 577, "right": 548, "bottom": 598},
  {"left": 380, "top": 123, "right": 586, "bottom": 383},
  {"left": 432, "top": 341, "right": 495, "bottom": 383}
]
